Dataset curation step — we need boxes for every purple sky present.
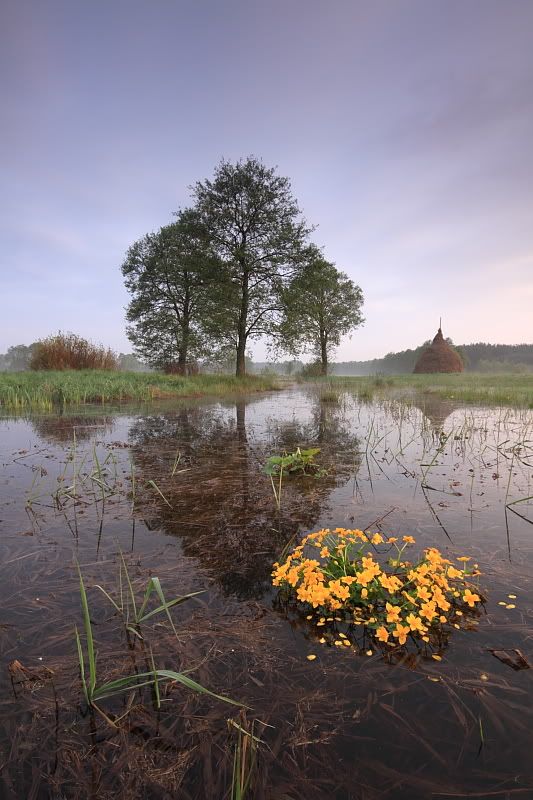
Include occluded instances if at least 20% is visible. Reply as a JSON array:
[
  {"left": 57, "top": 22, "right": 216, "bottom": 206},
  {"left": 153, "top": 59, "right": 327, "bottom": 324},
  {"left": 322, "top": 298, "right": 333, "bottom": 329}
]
[{"left": 2, "top": 0, "right": 532, "bottom": 361}]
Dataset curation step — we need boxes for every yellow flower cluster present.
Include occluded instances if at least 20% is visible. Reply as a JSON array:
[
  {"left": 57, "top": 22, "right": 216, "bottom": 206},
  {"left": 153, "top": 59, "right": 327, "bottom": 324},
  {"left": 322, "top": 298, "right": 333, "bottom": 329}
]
[{"left": 272, "top": 528, "right": 482, "bottom": 648}]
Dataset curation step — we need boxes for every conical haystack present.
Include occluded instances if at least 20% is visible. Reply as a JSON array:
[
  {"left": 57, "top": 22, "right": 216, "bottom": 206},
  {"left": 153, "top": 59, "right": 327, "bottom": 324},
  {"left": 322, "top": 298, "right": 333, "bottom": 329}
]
[{"left": 413, "top": 328, "right": 463, "bottom": 374}]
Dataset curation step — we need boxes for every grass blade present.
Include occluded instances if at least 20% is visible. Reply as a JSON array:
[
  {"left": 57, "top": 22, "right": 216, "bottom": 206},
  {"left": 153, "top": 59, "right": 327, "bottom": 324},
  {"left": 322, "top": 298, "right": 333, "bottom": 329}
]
[
  {"left": 147, "top": 479, "right": 172, "bottom": 508},
  {"left": 77, "top": 563, "right": 96, "bottom": 700},
  {"left": 154, "top": 669, "right": 244, "bottom": 707},
  {"left": 74, "top": 625, "right": 88, "bottom": 704}
]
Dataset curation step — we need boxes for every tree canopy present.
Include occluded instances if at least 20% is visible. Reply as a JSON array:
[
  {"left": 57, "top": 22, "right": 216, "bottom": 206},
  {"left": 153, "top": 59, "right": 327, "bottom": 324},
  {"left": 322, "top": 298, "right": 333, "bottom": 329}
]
[
  {"left": 278, "top": 250, "right": 364, "bottom": 375},
  {"left": 121, "top": 157, "right": 366, "bottom": 375},
  {"left": 121, "top": 210, "right": 218, "bottom": 371},
  {"left": 192, "top": 157, "right": 310, "bottom": 376}
]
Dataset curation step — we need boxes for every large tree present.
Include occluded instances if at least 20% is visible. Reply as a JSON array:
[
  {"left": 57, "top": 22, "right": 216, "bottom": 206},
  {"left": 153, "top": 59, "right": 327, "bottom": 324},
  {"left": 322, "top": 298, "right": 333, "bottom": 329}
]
[
  {"left": 192, "top": 157, "right": 310, "bottom": 376},
  {"left": 279, "top": 250, "right": 364, "bottom": 375},
  {"left": 121, "top": 210, "right": 217, "bottom": 370}
]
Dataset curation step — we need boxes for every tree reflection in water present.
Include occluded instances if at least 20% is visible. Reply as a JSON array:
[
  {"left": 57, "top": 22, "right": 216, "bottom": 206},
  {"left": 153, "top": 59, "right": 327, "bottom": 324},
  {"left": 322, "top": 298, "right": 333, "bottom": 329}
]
[{"left": 129, "top": 395, "right": 361, "bottom": 599}]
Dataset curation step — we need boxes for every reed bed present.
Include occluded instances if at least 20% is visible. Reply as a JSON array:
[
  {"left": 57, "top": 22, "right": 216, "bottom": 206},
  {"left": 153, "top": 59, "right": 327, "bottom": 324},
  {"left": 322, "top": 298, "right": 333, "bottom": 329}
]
[
  {"left": 0, "top": 371, "right": 279, "bottom": 411},
  {"left": 31, "top": 332, "right": 118, "bottom": 370}
]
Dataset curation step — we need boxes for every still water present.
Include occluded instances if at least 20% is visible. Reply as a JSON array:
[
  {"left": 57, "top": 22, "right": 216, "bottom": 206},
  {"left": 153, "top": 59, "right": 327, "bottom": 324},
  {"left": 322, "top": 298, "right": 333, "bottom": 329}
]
[{"left": 1, "top": 388, "right": 532, "bottom": 799}]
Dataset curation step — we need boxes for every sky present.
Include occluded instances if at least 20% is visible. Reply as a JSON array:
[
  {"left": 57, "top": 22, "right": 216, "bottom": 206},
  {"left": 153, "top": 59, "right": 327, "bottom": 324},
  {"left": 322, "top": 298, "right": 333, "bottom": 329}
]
[{"left": 2, "top": 0, "right": 533, "bottom": 362}]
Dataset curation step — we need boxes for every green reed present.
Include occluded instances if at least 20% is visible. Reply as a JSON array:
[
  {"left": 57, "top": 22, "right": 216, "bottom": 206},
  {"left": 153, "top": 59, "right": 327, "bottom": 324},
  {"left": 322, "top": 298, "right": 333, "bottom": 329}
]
[
  {"left": 93, "top": 551, "right": 203, "bottom": 639},
  {"left": 0, "top": 370, "right": 279, "bottom": 412},
  {"left": 75, "top": 564, "right": 242, "bottom": 725}
]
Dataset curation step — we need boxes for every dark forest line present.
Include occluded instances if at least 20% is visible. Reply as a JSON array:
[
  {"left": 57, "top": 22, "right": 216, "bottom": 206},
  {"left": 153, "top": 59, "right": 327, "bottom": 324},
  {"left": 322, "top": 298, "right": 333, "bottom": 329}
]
[{"left": 330, "top": 342, "right": 533, "bottom": 375}]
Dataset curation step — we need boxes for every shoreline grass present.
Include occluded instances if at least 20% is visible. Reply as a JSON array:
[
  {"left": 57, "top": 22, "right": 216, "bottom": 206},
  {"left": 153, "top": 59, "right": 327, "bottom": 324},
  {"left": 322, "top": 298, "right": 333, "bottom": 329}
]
[
  {"left": 304, "top": 373, "right": 533, "bottom": 408},
  {"left": 0, "top": 370, "right": 280, "bottom": 412}
]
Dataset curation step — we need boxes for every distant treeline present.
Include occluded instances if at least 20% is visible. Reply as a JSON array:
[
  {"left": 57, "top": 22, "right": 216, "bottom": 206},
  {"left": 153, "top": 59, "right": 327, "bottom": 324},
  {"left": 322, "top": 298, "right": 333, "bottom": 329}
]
[
  {"left": 332, "top": 342, "right": 533, "bottom": 375},
  {"left": 2, "top": 341, "right": 532, "bottom": 375}
]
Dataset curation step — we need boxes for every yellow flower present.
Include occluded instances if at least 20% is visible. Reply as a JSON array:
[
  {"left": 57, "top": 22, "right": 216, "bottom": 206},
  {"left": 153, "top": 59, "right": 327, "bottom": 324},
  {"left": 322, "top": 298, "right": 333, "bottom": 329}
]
[
  {"left": 387, "top": 537, "right": 398, "bottom": 544},
  {"left": 447, "top": 566, "right": 463, "bottom": 579},
  {"left": 417, "top": 586, "right": 432, "bottom": 602},
  {"left": 463, "top": 589, "right": 480, "bottom": 607},
  {"left": 386, "top": 602, "right": 401, "bottom": 623},
  {"left": 402, "top": 536, "right": 416, "bottom": 544},
  {"left": 355, "top": 570, "right": 373, "bottom": 587},
  {"left": 379, "top": 573, "right": 402, "bottom": 593},
  {"left": 329, "top": 580, "right": 350, "bottom": 601},
  {"left": 392, "top": 623, "right": 410, "bottom": 645},
  {"left": 362, "top": 555, "right": 376, "bottom": 569},
  {"left": 376, "top": 626, "right": 389, "bottom": 642},
  {"left": 457, "top": 556, "right": 471, "bottom": 562},
  {"left": 320, "top": 547, "right": 330, "bottom": 558},
  {"left": 419, "top": 601, "right": 437, "bottom": 621},
  {"left": 406, "top": 613, "right": 426, "bottom": 634},
  {"left": 432, "top": 588, "right": 451, "bottom": 612},
  {"left": 426, "top": 548, "right": 444, "bottom": 566},
  {"left": 371, "top": 533, "right": 384, "bottom": 544}
]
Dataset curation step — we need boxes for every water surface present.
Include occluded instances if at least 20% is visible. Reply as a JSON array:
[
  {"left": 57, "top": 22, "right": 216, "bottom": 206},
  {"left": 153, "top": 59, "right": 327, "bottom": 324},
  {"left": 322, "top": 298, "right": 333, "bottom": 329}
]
[{"left": 1, "top": 388, "right": 532, "bottom": 799}]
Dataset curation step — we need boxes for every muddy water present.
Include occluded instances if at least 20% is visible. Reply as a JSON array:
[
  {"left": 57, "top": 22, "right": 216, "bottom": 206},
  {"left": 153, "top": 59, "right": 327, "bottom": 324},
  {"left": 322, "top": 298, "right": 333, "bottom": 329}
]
[{"left": 1, "top": 388, "right": 533, "bottom": 799}]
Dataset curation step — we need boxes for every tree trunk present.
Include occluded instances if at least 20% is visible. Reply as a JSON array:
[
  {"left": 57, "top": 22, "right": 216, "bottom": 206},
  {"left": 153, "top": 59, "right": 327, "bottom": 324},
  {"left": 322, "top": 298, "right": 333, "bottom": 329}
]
[
  {"left": 177, "top": 283, "right": 191, "bottom": 372},
  {"left": 178, "top": 327, "right": 189, "bottom": 367},
  {"left": 235, "top": 268, "right": 249, "bottom": 377},
  {"left": 236, "top": 339, "right": 247, "bottom": 377},
  {"left": 320, "top": 333, "right": 328, "bottom": 376}
]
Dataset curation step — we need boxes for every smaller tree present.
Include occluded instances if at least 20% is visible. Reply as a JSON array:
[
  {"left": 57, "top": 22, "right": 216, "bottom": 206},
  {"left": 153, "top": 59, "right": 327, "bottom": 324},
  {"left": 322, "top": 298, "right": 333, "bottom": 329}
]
[
  {"left": 278, "top": 251, "right": 364, "bottom": 375},
  {"left": 2, "top": 343, "right": 38, "bottom": 371},
  {"left": 122, "top": 210, "right": 219, "bottom": 371}
]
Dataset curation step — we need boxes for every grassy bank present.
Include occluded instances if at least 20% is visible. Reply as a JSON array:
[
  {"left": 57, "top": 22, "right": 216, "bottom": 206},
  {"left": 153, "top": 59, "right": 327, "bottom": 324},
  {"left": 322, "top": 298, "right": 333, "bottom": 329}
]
[
  {"left": 307, "top": 373, "right": 533, "bottom": 408},
  {"left": 0, "top": 370, "right": 280, "bottom": 412}
]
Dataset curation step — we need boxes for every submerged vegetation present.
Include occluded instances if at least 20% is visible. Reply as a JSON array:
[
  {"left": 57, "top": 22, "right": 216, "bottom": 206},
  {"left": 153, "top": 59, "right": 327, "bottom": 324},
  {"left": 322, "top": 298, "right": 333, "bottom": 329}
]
[{"left": 0, "top": 370, "right": 279, "bottom": 411}]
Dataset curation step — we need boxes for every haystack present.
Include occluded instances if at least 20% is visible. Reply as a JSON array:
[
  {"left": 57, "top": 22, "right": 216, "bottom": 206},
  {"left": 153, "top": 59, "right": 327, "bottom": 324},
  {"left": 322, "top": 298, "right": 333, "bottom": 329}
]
[{"left": 413, "top": 328, "right": 463, "bottom": 373}]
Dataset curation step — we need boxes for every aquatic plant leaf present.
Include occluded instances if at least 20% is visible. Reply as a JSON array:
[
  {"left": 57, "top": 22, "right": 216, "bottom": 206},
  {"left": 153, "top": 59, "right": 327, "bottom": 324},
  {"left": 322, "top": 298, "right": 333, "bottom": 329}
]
[
  {"left": 139, "top": 589, "right": 205, "bottom": 622},
  {"left": 92, "top": 669, "right": 243, "bottom": 706},
  {"left": 77, "top": 564, "right": 97, "bottom": 699},
  {"left": 74, "top": 626, "right": 88, "bottom": 704},
  {"left": 154, "top": 669, "right": 244, "bottom": 707},
  {"left": 93, "top": 584, "right": 123, "bottom": 614}
]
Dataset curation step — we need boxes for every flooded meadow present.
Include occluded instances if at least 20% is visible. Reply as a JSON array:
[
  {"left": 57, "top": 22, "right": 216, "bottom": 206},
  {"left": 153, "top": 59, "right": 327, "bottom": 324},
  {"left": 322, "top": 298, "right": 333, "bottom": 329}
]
[{"left": 1, "top": 387, "right": 533, "bottom": 799}]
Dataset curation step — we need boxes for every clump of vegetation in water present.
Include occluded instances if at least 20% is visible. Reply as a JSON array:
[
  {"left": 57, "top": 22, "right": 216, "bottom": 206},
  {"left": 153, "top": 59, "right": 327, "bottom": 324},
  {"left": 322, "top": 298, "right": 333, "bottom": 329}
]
[
  {"left": 75, "top": 564, "right": 241, "bottom": 726},
  {"left": 272, "top": 529, "right": 482, "bottom": 650},
  {"left": 264, "top": 447, "right": 325, "bottom": 477},
  {"left": 264, "top": 447, "right": 327, "bottom": 509}
]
